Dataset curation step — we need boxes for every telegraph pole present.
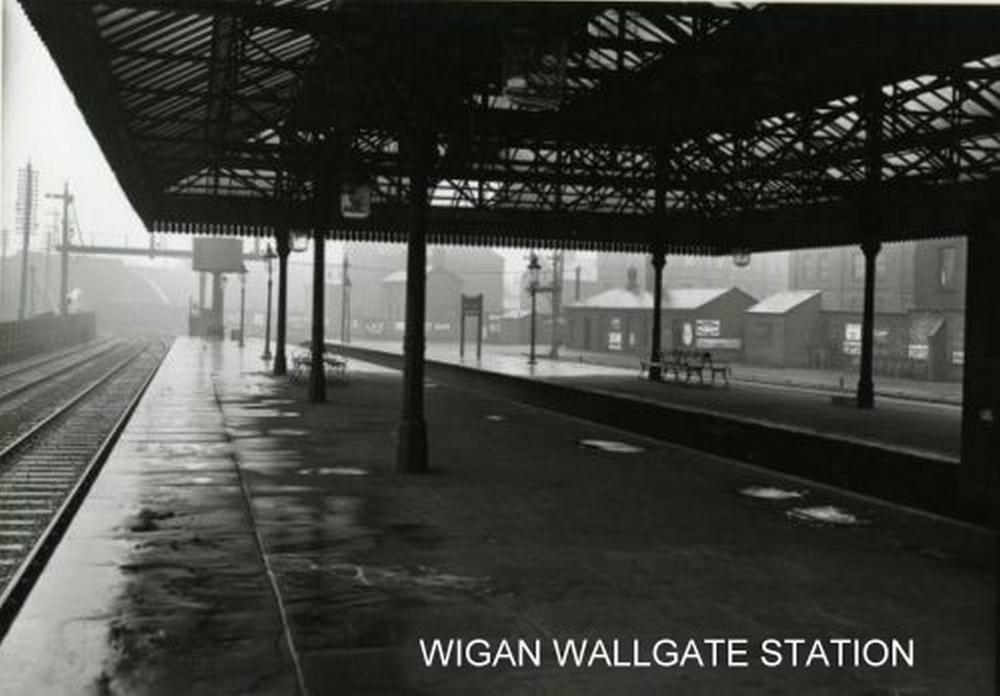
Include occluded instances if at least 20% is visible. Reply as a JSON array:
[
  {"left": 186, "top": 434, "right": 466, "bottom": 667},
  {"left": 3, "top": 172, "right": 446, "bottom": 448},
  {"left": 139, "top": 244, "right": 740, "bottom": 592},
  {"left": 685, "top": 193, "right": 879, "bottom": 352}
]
[
  {"left": 17, "top": 163, "right": 37, "bottom": 320},
  {"left": 1, "top": 228, "right": 7, "bottom": 315},
  {"left": 340, "top": 254, "right": 351, "bottom": 344},
  {"left": 45, "top": 182, "right": 73, "bottom": 316}
]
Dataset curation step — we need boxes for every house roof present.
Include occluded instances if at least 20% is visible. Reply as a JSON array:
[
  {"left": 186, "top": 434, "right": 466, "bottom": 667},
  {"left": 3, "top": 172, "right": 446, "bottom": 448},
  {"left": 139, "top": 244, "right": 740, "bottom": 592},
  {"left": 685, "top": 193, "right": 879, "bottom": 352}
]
[
  {"left": 746, "top": 289, "right": 822, "bottom": 314},
  {"left": 570, "top": 286, "right": 740, "bottom": 310}
]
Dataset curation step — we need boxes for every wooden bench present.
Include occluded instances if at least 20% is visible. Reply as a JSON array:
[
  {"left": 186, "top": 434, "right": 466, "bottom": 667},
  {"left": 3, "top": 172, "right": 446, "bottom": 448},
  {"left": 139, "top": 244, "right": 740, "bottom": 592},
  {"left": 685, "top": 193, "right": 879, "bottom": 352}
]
[
  {"left": 289, "top": 348, "right": 347, "bottom": 383},
  {"left": 639, "top": 350, "right": 730, "bottom": 387},
  {"left": 702, "top": 352, "right": 731, "bottom": 386}
]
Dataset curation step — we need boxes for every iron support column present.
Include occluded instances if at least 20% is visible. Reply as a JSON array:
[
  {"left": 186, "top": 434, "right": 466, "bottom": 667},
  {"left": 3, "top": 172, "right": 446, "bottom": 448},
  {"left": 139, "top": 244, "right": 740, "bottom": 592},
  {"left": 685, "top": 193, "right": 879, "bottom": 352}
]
[
  {"left": 274, "top": 231, "right": 290, "bottom": 376},
  {"left": 857, "top": 86, "right": 883, "bottom": 410},
  {"left": 262, "top": 257, "right": 273, "bottom": 359},
  {"left": 397, "top": 139, "right": 430, "bottom": 473},
  {"left": 857, "top": 240, "right": 881, "bottom": 409},
  {"left": 649, "top": 247, "right": 666, "bottom": 381},
  {"left": 309, "top": 229, "right": 326, "bottom": 403},
  {"left": 211, "top": 271, "right": 224, "bottom": 339},
  {"left": 340, "top": 254, "right": 351, "bottom": 344},
  {"left": 649, "top": 147, "right": 668, "bottom": 381},
  {"left": 529, "top": 287, "right": 538, "bottom": 366},
  {"left": 238, "top": 275, "right": 246, "bottom": 347},
  {"left": 960, "top": 229, "right": 999, "bottom": 524}
]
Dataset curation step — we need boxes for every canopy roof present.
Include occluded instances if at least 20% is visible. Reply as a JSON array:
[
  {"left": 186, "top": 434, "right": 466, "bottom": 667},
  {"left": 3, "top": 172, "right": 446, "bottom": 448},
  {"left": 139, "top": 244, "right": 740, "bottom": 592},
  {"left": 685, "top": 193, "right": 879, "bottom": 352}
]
[{"left": 19, "top": 1, "right": 1000, "bottom": 251}]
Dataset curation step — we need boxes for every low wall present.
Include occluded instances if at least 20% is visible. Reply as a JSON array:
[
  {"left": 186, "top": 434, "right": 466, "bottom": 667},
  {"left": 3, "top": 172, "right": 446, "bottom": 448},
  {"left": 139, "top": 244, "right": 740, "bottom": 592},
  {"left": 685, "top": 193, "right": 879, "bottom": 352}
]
[
  {"left": 335, "top": 344, "right": 971, "bottom": 525},
  {"left": 0, "top": 313, "right": 97, "bottom": 364}
]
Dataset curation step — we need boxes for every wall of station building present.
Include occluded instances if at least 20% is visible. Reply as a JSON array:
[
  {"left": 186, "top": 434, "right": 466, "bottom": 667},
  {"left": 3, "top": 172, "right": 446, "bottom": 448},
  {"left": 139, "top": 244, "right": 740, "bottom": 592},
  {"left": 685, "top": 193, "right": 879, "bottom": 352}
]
[{"left": 558, "top": 238, "right": 967, "bottom": 382}]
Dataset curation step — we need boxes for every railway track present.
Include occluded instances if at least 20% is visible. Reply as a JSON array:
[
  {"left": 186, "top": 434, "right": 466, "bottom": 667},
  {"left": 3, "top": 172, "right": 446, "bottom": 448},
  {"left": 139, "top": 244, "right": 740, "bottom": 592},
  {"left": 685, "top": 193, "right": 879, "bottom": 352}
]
[
  {"left": 0, "top": 337, "right": 117, "bottom": 386},
  {"left": 0, "top": 337, "right": 171, "bottom": 640}
]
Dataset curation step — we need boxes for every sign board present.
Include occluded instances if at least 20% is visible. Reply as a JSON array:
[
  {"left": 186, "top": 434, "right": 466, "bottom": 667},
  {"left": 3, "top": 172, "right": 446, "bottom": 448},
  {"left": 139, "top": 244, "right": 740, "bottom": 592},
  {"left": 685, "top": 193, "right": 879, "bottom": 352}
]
[
  {"left": 607, "top": 331, "right": 622, "bottom": 351},
  {"left": 696, "top": 319, "right": 721, "bottom": 337},
  {"left": 908, "top": 344, "right": 930, "bottom": 360},
  {"left": 192, "top": 238, "right": 244, "bottom": 273},
  {"left": 845, "top": 323, "right": 862, "bottom": 342},
  {"left": 461, "top": 294, "right": 484, "bottom": 315},
  {"left": 696, "top": 337, "right": 742, "bottom": 350},
  {"left": 842, "top": 340, "right": 861, "bottom": 356},
  {"left": 952, "top": 350, "right": 965, "bottom": 365}
]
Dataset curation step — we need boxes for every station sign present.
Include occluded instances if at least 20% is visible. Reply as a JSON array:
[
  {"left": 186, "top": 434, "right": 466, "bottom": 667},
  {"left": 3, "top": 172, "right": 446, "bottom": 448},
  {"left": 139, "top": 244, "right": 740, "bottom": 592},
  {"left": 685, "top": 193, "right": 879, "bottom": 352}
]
[{"left": 192, "top": 237, "right": 244, "bottom": 273}]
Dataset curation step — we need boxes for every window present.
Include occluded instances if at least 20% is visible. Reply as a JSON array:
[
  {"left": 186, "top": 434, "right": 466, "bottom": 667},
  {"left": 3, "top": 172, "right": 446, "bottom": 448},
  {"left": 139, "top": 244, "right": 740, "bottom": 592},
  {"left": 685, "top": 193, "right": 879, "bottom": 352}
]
[{"left": 938, "top": 246, "right": 957, "bottom": 291}]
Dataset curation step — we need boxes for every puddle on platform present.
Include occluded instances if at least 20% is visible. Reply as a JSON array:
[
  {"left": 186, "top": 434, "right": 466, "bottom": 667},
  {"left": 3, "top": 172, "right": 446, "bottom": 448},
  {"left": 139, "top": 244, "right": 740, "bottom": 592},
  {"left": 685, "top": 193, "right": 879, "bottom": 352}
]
[
  {"left": 485, "top": 415, "right": 505, "bottom": 422},
  {"left": 325, "top": 562, "right": 489, "bottom": 595},
  {"left": 268, "top": 428, "right": 308, "bottom": 437},
  {"left": 787, "top": 505, "right": 868, "bottom": 526},
  {"left": 579, "top": 439, "right": 644, "bottom": 454},
  {"left": 251, "top": 484, "right": 317, "bottom": 495},
  {"left": 129, "top": 508, "right": 176, "bottom": 533},
  {"left": 741, "top": 486, "right": 805, "bottom": 500},
  {"left": 298, "top": 467, "right": 368, "bottom": 477},
  {"left": 250, "top": 495, "right": 371, "bottom": 551}
]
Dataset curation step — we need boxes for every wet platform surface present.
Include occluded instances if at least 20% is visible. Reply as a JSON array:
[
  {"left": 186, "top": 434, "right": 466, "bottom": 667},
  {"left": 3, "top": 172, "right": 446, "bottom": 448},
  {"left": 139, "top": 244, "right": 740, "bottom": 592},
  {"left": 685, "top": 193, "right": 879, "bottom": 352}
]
[
  {"left": 343, "top": 339, "right": 961, "bottom": 461},
  {"left": 0, "top": 337, "right": 991, "bottom": 695}
]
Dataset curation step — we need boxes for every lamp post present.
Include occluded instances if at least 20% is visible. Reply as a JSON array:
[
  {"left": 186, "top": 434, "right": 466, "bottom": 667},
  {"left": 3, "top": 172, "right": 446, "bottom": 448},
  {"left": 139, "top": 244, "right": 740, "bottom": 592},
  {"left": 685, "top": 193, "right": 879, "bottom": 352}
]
[
  {"left": 526, "top": 252, "right": 560, "bottom": 366},
  {"left": 528, "top": 253, "right": 540, "bottom": 365},
  {"left": 261, "top": 243, "right": 277, "bottom": 361},
  {"left": 238, "top": 270, "right": 246, "bottom": 348}
]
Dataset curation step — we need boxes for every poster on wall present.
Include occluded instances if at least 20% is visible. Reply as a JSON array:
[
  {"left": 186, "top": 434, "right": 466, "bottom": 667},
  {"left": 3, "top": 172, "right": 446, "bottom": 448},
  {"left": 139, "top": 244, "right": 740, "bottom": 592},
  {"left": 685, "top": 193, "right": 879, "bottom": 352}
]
[
  {"left": 697, "top": 337, "right": 741, "bottom": 350},
  {"left": 696, "top": 319, "right": 721, "bottom": 337},
  {"left": 682, "top": 322, "right": 694, "bottom": 346}
]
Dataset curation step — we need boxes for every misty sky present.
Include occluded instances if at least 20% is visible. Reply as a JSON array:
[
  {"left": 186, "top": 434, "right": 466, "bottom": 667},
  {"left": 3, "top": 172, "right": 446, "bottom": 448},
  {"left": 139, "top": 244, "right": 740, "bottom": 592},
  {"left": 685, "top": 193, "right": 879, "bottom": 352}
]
[{"left": 2, "top": 1, "right": 148, "bottom": 249}]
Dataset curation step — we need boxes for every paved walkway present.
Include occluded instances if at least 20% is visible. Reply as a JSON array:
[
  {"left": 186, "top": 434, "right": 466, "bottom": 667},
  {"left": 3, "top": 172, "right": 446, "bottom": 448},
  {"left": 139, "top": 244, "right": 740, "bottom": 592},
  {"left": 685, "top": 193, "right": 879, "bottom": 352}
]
[
  {"left": 0, "top": 336, "right": 991, "bottom": 695},
  {"left": 340, "top": 340, "right": 961, "bottom": 460}
]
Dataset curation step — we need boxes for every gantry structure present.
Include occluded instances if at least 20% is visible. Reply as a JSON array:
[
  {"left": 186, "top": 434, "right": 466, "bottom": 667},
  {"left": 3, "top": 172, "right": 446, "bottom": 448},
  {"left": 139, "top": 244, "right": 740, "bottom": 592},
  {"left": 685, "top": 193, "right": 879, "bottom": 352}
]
[{"left": 19, "top": 1, "right": 1000, "bottom": 515}]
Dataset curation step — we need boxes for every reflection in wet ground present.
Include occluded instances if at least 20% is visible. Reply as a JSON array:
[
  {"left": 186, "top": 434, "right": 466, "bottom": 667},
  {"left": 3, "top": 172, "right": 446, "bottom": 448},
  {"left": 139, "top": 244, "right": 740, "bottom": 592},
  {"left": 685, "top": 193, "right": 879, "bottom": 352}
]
[
  {"left": 208, "top": 360, "right": 494, "bottom": 694},
  {"left": 740, "top": 485, "right": 806, "bottom": 500},
  {"left": 787, "top": 505, "right": 868, "bottom": 526},
  {"left": 579, "top": 439, "right": 645, "bottom": 453}
]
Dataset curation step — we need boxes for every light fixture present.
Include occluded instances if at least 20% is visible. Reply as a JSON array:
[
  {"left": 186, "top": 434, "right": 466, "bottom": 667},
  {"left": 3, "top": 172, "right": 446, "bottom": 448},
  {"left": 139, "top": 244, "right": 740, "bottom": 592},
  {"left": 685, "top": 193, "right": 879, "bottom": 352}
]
[{"left": 732, "top": 249, "right": 752, "bottom": 268}]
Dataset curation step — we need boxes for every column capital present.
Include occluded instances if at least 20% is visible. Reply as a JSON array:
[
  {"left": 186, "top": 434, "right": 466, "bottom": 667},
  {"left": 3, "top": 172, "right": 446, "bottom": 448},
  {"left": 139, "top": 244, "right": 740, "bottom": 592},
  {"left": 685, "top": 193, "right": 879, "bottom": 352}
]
[
  {"left": 275, "top": 229, "right": 291, "bottom": 257},
  {"left": 650, "top": 246, "right": 667, "bottom": 269},
  {"left": 860, "top": 239, "right": 882, "bottom": 257}
]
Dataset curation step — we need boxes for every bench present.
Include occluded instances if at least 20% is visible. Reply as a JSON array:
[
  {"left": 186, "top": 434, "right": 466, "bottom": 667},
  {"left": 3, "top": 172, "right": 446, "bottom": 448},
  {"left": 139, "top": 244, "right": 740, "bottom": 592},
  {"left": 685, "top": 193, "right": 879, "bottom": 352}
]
[
  {"left": 289, "top": 347, "right": 347, "bottom": 383},
  {"left": 639, "top": 350, "right": 730, "bottom": 387}
]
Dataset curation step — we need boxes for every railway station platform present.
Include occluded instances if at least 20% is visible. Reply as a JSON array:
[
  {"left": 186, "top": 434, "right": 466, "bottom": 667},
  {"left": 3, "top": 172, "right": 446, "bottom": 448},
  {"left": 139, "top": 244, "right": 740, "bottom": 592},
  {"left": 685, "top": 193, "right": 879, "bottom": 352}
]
[
  {"left": 338, "top": 339, "right": 960, "bottom": 462},
  {"left": 0, "top": 336, "right": 992, "bottom": 695}
]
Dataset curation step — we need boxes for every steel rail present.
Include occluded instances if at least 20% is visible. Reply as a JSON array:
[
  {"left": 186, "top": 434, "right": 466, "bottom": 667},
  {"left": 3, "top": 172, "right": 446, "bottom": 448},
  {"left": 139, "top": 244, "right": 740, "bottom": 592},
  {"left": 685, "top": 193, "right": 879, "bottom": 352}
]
[
  {"left": 0, "top": 339, "right": 128, "bottom": 406},
  {"left": 0, "top": 340, "right": 170, "bottom": 641},
  {"left": 0, "top": 337, "right": 116, "bottom": 384}
]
